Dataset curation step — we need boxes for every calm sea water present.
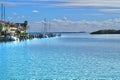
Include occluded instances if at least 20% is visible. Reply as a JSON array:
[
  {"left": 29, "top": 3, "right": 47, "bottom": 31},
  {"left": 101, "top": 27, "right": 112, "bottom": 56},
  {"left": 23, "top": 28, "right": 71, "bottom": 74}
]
[{"left": 0, "top": 33, "right": 120, "bottom": 80}]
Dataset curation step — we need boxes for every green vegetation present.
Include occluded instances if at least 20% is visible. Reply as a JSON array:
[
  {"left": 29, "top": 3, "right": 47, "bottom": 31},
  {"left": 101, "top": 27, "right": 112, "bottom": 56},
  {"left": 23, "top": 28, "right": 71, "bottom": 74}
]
[
  {"left": 19, "top": 33, "right": 29, "bottom": 36},
  {"left": 0, "top": 24, "right": 2, "bottom": 32},
  {"left": 91, "top": 29, "right": 120, "bottom": 34},
  {"left": 23, "top": 20, "right": 28, "bottom": 33},
  {"left": 0, "top": 24, "right": 3, "bottom": 36}
]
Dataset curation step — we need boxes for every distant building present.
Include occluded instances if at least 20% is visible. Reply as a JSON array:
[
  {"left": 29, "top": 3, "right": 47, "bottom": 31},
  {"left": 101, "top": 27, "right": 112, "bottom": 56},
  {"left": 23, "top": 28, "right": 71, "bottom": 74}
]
[
  {"left": 0, "top": 20, "right": 25, "bottom": 35},
  {"left": 0, "top": 20, "right": 6, "bottom": 24},
  {"left": 15, "top": 23, "right": 25, "bottom": 33}
]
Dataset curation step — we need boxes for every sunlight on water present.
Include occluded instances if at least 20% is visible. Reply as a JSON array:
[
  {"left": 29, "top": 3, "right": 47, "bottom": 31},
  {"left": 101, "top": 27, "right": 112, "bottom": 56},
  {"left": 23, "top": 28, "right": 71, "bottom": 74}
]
[{"left": 0, "top": 33, "right": 120, "bottom": 80}]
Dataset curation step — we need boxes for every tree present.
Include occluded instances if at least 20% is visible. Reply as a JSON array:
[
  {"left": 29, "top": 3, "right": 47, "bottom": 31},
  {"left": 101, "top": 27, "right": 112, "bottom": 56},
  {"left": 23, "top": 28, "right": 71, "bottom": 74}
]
[
  {"left": 0, "top": 23, "right": 3, "bottom": 32},
  {"left": 23, "top": 20, "right": 28, "bottom": 33},
  {"left": 15, "top": 29, "right": 21, "bottom": 35}
]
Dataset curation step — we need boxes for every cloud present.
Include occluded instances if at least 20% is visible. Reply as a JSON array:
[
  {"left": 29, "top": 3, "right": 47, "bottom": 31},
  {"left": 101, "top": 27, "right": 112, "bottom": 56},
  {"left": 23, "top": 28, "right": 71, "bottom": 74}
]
[
  {"left": 16, "top": 15, "right": 25, "bottom": 19},
  {"left": 7, "top": 17, "right": 13, "bottom": 20},
  {"left": 32, "top": 10, "right": 39, "bottom": 13},
  {"left": 1, "top": 0, "right": 120, "bottom": 8},
  {"left": 13, "top": 12, "right": 18, "bottom": 15},
  {"left": 0, "top": 1, "right": 39, "bottom": 6},
  {"left": 43, "top": 0, "right": 120, "bottom": 8},
  {"left": 29, "top": 18, "right": 120, "bottom": 32},
  {"left": 21, "top": 15, "right": 25, "bottom": 18},
  {"left": 0, "top": 1, "right": 16, "bottom": 6},
  {"left": 7, "top": 11, "right": 25, "bottom": 21},
  {"left": 98, "top": 9, "right": 120, "bottom": 13}
]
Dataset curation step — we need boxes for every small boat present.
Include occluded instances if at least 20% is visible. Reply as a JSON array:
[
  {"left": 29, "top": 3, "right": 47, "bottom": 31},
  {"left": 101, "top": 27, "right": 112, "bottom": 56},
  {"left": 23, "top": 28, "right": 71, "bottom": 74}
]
[{"left": 10, "top": 36, "right": 18, "bottom": 41}]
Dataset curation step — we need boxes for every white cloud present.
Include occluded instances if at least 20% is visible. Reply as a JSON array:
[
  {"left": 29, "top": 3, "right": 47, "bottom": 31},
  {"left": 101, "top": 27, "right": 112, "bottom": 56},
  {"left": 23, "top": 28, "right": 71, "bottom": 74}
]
[
  {"left": 98, "top": 9, "right": 120, "bottom": 13},
  {"left": 0, "top": 2, "right": 16, "bottom": 6},
  {"left": 13, "top": 12, "right": 18, "bottom": 15},
  {"left": 46, "top": 0, "right": 120, "bottom": 8},
  {"left": 8, "top": 17, "right": 13, "bottom": 20},
  {"left": 29, "top": 18, "right": 120, "bottom": 32},
  {"left": 1, "top": 0, "right": 120, "bottom": 8},
  {"left": 16, "top": 15, "right": 25, "bottom": 19},
  {"left": 21, "top": 15, "right": 25, "bottom": 18},
  {"left": 32, "top": 10, "right": 39, "bottom": 13}
]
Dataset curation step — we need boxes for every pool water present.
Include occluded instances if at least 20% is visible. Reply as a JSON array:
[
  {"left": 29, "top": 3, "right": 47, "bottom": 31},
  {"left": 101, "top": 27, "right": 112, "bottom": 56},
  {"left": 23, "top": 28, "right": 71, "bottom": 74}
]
[{"left": 0, "top": 33, "right": 120, "bottom": 80}]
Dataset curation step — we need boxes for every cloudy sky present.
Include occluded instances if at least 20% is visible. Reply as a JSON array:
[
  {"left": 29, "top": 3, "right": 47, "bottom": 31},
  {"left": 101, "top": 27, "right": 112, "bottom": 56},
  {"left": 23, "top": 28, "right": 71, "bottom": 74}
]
[{"left": 1, "top": 0, "right": 120, "bottom": 32}]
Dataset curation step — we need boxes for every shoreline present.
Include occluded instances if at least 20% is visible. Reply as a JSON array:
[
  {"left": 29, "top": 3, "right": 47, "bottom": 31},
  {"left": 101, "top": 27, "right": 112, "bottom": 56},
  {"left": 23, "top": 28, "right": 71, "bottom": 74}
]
[
  {"left": 91, "top": 29, "right": 120, "bottom": 34},
  {"left": 0, "top": 33, "right": 60, "bottom": 42}
]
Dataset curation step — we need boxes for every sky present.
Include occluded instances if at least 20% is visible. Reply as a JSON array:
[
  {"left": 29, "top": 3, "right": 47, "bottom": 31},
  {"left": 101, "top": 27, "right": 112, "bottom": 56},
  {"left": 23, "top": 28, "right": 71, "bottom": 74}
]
[{"left": 1, "top": 0, "right": 120, "bottom": 32}]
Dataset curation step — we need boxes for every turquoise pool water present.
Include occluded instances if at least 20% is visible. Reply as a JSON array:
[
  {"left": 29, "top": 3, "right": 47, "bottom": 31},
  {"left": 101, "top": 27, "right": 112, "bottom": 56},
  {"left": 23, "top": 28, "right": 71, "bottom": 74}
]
[{"left": 0, "top": 33, "right": 120, "bottom": 80}]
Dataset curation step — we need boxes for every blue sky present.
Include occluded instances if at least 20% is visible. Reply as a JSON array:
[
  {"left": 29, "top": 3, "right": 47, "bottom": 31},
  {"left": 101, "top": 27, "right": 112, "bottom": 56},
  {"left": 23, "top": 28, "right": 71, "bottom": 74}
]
[{"left": 1, "top": 0, "right": 120, "bottom": 32}]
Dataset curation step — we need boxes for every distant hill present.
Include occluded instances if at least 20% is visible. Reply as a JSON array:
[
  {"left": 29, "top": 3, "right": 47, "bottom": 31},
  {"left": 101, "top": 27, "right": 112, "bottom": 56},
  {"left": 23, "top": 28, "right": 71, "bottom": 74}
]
[{"left": 91, "top": 29, "right": 120, "bottom": 34}]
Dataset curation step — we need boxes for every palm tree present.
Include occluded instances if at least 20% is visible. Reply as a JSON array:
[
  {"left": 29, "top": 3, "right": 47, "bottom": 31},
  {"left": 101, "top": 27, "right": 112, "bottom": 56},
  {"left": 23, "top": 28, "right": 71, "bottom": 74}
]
[{"left": 23, "top": 20, "right": 28, "bottom": 33}]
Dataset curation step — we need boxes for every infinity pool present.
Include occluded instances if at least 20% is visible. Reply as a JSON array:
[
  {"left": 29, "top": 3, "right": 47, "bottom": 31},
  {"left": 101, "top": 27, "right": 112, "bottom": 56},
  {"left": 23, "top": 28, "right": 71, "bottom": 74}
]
[{"left": 0, "top": 33, "right": 120, "bottom": 80}]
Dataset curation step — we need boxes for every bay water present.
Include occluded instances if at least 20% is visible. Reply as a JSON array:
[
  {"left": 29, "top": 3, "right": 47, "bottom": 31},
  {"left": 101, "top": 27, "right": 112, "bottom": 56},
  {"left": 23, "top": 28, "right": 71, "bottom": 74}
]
[{"left": 0, "top": 33, "right": 120, "bottom": 80}]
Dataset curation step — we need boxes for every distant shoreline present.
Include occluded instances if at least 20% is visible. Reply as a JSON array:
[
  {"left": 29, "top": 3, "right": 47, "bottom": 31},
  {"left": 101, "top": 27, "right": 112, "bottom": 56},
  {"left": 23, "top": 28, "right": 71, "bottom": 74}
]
[
  {"left": 91, "top": 29, "right": 120, "bottom": 34},
  {"left": 28, "top": 31, "right": 86, "bottom": 34}
]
